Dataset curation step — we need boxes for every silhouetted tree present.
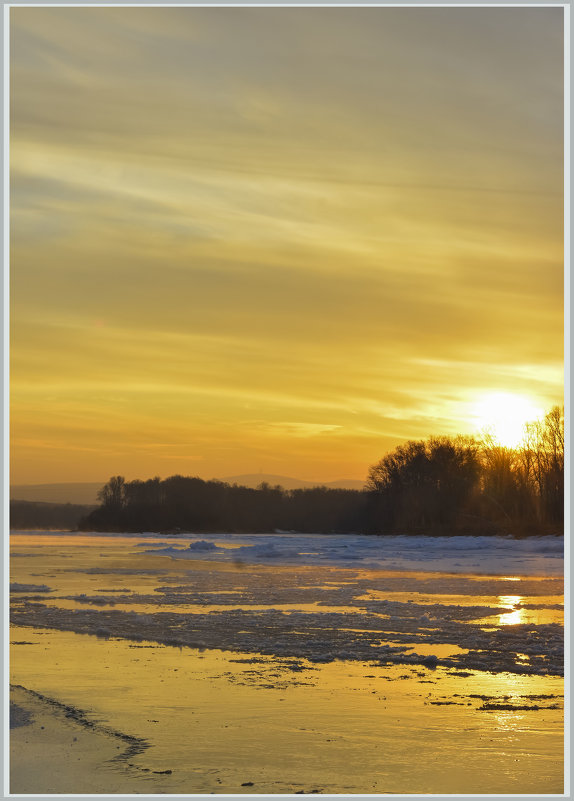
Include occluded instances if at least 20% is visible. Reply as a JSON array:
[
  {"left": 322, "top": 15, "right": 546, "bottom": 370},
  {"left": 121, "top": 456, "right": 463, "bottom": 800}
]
[
  {"left": 366, "top": 436, "right": 480, "bottom": 533},
  {"left": 522, "top": 406, "right": 564, "bottom": 526},
  {"left": 97, "top": 476, "right": 126, "bottom": 510}
]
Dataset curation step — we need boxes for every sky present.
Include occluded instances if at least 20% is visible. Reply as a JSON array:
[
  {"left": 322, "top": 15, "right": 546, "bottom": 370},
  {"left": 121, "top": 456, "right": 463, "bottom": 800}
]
[{"left": 10, "top": 6, "right": 564, "bottom": 485}]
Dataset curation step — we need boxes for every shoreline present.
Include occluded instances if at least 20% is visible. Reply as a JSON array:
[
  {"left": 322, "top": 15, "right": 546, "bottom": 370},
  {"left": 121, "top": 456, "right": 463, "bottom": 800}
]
[
  {"left": 10, "top": 637, "right": 564, "bottom": 795},
  {"left": 9, "top": 685, "right": 157, "bottom": 795}
]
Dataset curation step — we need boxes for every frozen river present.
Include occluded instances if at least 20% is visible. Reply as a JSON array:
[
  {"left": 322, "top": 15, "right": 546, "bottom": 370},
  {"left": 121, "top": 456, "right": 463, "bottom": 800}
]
[{"left": 10, "top": 530, "right": 564, "bottom": 794}]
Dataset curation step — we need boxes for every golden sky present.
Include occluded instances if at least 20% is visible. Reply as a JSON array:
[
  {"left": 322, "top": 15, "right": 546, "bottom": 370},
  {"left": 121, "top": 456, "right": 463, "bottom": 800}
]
[{"left": 10, "top": 6, "right": 564, "bottom": 485}]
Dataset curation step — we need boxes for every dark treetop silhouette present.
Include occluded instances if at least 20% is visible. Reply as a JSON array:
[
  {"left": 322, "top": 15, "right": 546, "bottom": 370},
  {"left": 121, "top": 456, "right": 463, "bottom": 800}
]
[{"left": 78, "top": 408, "right": 563, "bottom": 538}]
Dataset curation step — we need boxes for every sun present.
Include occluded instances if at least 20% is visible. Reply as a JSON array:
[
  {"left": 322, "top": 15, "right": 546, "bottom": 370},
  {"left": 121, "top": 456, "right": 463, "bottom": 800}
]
[{"left": 472, "top": 392, "right": 543, "bottom": 449}]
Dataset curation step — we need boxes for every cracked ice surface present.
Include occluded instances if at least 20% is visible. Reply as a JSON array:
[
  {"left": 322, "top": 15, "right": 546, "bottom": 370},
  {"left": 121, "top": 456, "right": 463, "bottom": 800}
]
[{"left": 10, "top": 531, "right": 563, "bottom": 678}]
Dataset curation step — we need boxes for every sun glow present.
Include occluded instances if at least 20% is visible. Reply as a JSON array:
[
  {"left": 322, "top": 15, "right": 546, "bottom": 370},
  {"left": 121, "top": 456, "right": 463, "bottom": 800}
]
[{"left": 473, "top": 393, "right": 543, "bottom": 449}]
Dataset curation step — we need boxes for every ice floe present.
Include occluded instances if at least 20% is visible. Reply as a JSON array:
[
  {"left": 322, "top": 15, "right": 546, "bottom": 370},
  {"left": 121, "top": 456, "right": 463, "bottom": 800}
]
[
  {"left": 10, "top": 532, "right": 563, "bottom": 679},
  {"left": 10, "top": 583, "right": 52, "bottom": 593}
]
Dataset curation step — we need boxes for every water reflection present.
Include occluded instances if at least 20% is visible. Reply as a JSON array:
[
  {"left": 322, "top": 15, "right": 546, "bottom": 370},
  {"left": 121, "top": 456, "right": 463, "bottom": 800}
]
[
  {"left": 499, "top": 595, "right": 522, "bottom": 607},
  {"left": 498, "top": 596, "right": 524, "bottom": 626}
]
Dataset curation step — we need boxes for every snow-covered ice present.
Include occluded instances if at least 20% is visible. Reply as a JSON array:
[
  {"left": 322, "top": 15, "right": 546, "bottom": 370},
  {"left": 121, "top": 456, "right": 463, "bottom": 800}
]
[{"left": 142, "top": 532, "right": 564, "bottom": 576}]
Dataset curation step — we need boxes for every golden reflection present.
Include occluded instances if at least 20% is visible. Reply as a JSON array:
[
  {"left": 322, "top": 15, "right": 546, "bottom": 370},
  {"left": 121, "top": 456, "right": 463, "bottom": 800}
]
[
  {"left": 516, "top": 653, "right": 530, "bottom": 663},
  {"left": 499, "top": 595, "right": 522, "bottom": 608},
  {"left": 499, "top": 609, "right": 524, "bottom": 625},
  {"left": 498, "top": 595, "right": 524, "bottom": 626},
  {"left": 493, "top": 710, "right": 526, "bottom": 730}
]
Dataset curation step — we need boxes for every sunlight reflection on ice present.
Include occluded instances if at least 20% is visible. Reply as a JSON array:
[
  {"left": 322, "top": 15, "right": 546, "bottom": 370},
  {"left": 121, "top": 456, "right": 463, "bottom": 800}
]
[{"left": 497, "top": 596, "right": 524, "bottom": 626}]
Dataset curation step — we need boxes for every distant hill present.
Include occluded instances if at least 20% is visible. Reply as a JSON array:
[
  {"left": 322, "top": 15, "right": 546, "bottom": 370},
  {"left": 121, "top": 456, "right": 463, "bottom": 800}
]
[
  {"left": 11, "top": 475, "right": 365, "bottom": 505},
  {"left": 323, "top": 478, "right": 366, "bottom": 490}
]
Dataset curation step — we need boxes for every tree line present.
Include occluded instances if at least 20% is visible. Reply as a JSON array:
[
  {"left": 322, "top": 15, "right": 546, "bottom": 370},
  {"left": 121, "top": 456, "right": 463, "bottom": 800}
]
[
  {"left": 80, "top": 406, "right": 563, "bottom": 537},
  {"left": 81, "top": 475, "right": 367, "bottom": 534},
  {"left": 365, "top": 406, "right": 563, "bottom": 536}
]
